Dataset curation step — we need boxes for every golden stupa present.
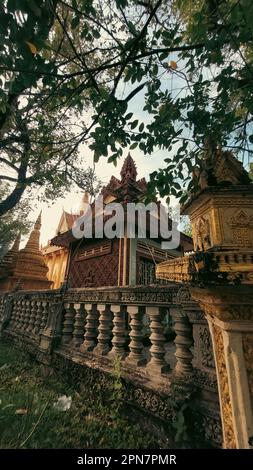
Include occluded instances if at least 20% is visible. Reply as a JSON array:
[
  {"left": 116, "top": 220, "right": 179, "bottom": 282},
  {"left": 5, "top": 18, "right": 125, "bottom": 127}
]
[
  {"left": 0, "top": 213, "right": 52, "bottom": 291},
  {"left": 0, "top": 233, "right": 21, "bottom": 279}
]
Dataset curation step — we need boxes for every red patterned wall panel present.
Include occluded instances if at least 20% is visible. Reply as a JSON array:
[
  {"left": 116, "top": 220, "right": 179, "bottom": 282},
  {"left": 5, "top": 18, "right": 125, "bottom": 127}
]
[{"left": 68, "top": 239, "right": 119, "bottom": 288}]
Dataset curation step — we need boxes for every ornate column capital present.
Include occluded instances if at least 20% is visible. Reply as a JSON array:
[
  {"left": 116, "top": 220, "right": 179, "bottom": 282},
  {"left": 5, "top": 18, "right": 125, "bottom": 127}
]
[{"left": 190, "top": 285, "right": 253, "bottom": 322}]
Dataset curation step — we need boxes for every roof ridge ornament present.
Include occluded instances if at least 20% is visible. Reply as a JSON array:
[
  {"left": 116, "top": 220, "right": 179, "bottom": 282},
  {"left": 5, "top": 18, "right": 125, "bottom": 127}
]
[{"left": 192, "top": 144, "right": 251, "bottom": 192}]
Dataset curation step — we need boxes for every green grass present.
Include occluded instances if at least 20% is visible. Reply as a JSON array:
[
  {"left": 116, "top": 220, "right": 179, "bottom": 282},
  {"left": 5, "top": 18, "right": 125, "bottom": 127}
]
[{"left": 0, "top": 342, "right": 161, "bottom": 449}]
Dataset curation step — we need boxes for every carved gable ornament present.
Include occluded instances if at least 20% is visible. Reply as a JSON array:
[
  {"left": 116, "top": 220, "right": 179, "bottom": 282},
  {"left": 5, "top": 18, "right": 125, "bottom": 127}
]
[
  {"left": 194, "top": 148, "right": 251, "bottom": 191},
  {"left": 214, "top": 150, "right": 250, "bottom": 185}
]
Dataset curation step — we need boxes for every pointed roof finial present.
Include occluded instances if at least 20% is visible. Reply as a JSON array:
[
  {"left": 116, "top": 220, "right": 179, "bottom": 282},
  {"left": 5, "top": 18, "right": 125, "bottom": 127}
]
[
  {"left": 23, "top": 211, "right": 42, "bottom": 253},
  {"left": 34, "top": 211, "right": 42, "bottom": 230},
  {"left": 120, "top": 152, "right": 137, "bottom": 182},
  {"left": 82, "top": 191, "right": 90, "bottom": 204},
  {"left": 79, "top": 191, "right": 90, "bottom": 214}
]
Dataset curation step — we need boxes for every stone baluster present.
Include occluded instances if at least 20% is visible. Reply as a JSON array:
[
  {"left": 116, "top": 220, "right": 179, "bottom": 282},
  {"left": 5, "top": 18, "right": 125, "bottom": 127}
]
[
  {"left": 24, "top": 300, "right": 32, "bottom": 332},
  {"left": 71, "top": 303, "right": 85, "bottom": 348},
  {"left": 40, "top": 301, "right": 48, "bottom": 334},
  {"left": 109, "top": 305, "right": 127, "bottom": 358},
  {"left": 0, "top": 298, "right": 3, "bottom": 321},
  {"left": 61, "top": 303, "right": 75, "bottom": 345},
  {"left": 125, "top": 306, "right": 146, "bottom": 366},
  {"left": 80, "top": 304, "right": 98, "bottom": 352},
  {"left": 27, "top": 300, "right": 37, "bottom": 334},
  {"left": 94, "top": 304, "right": 112, "bottom": 355},
  {"left": 15, "top": 300, "right": 21, "bottom": 329},
  {"left": 171, "top": 307, "right": 193, "bottom": 375},
  {"left": 146, "top": 306, "right": 169, "bottom": 374},
  {"left": 33, "top": 301, "right": 42, "bottom": 336},
  {"left": 9, "top": 300, "right": 17, "bottom": 327},
  {"left": 15, "top": 300, "right": 20, "bottom": 329},
  {"left": 18, "top": 300, "right": 26, "bottom": 330}
]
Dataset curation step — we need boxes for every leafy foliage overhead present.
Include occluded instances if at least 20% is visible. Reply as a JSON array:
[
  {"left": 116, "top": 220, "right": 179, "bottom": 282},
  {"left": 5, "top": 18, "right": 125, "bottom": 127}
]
[{"left": 0, "top": 0, "right": 253, "bottom": 215}]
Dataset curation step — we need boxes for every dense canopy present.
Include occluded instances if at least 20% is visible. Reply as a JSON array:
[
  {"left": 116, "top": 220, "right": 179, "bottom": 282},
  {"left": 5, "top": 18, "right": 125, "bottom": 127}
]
[{"left": 0, "top": 0, "right": 252, "bottom": 215}]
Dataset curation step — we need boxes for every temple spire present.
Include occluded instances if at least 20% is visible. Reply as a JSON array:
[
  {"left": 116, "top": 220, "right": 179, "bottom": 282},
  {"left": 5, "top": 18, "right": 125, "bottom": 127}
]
[
  {"left": 11, "top": 210, "right": 51, "bottom": 287},
  {"left": 9, "top": 233, "right": 21, "bottom": 254},
  {"left": 0, "top": 233, "right": 21, "bottom": 273},
  {"left": 120, "top": 153, "right": 137, "bottom": 182},
  {"left": 24, "top": 211, "right": 42, "bottom": 253}
]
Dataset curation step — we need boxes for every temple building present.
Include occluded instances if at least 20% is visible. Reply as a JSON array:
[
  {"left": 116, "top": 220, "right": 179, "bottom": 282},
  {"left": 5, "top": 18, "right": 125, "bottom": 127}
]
[
  {"left": 42, "top": 193, "right": 90, "bottom": 289},
  {"left": 0, "top": 213, "right": 52, "bottom": 291},
  {"left": 50, "top": 154, "right": 193, "bottom": 288}
]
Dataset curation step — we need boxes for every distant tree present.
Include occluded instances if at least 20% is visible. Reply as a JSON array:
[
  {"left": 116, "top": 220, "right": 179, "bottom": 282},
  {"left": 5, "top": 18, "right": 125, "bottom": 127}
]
[
  {"left": 70, "top": 166, "right": 103, "bottom": 202},
  {"left": 0, "top": 0, "right": 252, "bottom": 216}
]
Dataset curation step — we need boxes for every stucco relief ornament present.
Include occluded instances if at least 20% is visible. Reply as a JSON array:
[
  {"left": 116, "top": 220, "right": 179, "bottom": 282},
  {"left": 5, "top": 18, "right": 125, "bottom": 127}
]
[
  {"left": 199, "top": 326, "right": 215, "bottom": 368},
  {"left": 229, "top": 210, "right": 253, "bottom": 247},
  {"left": 176, "top": 287, "right": 191, "bottom": 304},
  {"left": 195, "top": 217, "right": 211, "bottom": 251}
]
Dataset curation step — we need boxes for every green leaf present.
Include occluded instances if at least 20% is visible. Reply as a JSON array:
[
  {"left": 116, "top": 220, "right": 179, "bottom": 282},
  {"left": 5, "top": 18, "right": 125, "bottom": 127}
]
[
  {"left": 130, "top": 120, "right": 138, "bottom": 129},
  {"left": 130, "top": 142, "right": 138, "bottom": 150},
  {"left": 125, "top": 112, "right": 133, "bottom": 120},
  {"left": 94, "top": 150, "right": 101, "bottom": 163}
]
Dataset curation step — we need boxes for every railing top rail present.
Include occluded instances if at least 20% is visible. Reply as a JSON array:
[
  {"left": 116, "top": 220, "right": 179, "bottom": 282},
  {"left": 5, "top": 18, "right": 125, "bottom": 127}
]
[
  {"left": 63, "top": 283, "right": 180, "bottom": 306},
  {"left": 66, "top": 283, "right": 179, "bottom": 293},
  {"left": 0, "top": 289, "right": 61, "bottom": 300}
]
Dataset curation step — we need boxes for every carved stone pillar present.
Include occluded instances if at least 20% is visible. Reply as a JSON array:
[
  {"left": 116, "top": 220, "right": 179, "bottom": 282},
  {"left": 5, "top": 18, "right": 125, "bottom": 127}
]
[
  {"left": 125, "top": 305, "right": 146, "bottom": 366},
  {"left": 39, "top": 295, "right": 63, "bottom": 355},
  {"left": 146, "top": 306, "right": 169, "bottom": 374},
  {"left": 109, "top": 305, "right": 126, "bottom": 358},
  {"left": 191, "top": 286, "right": 253, "bottom": 449},
  {"left": 72, "top": 303, "right": 85, "bottom": 348},
  {"left": 80, "top": 304, "right": 98, "bottom": 352},
  {"left": 61, "top": 302, "right": 75, "bottom": 345},
  {"left": 170, "top": 306, "right": 193, "bottom": 376},
  {"left": 94, "top": 304, "right": 112, "bottom": 355}
]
